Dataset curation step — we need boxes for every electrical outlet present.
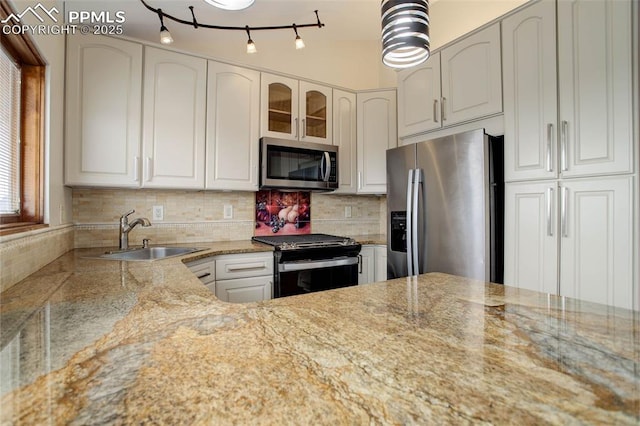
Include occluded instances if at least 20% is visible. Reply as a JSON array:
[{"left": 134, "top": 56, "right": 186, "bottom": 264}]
[
  {"left": 223, "top": 204, "right": 233, "bottom": 219},
  {"left": 345, "top": 205, "right": 352, "bottom": 218},
  {"left": 59, "top": 204, "right": 65, "bottom": 223},
  {"left": 152, "top": 205, "right": 164, "bottom": 221}
]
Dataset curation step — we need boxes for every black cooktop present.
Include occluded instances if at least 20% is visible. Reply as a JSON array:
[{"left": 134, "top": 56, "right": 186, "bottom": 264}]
[{"left": 252, "top": 233, "right": 357, "bottom": 250}]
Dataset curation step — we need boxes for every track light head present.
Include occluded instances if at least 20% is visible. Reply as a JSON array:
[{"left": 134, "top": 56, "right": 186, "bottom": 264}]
[{"left": 293, "top": 25, "right": 305, "bottom": 49}]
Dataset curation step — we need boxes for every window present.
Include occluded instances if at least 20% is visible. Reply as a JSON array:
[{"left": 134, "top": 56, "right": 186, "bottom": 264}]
[
  {"left": 0, "top": 1, "right": 46, "bottom": 234},
  {"left": 0, "top": 47, "right": 21, "bottom": 216}
]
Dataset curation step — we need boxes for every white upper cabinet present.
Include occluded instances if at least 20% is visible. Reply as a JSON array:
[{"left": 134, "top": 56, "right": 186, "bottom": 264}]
[
  {"left": 332, "top": 89, "right": 357, "bottom": 194},
  {"left": 502, "top": 0, "right": 558, "bottom": 182},
  {"left": 206, "top": 62, "right": 260, "bottom": 191},
  {"left": 65, "top": 35, "right": 142, "bottom": 187},
  {"left": 260, "top": 73, "right": 332, "bottom": 144},
  {"left": 397, "top": 52, "right": 441, "bottom": 138},
  {"left": 440, "top": 23, "right": 502, "bottom": 126},
  {"left": 142, "top": 47, "right": 207, "bottom": 189},
  {"left": 559, "top": 177, "right": 634, "bottom": 310},
  {"left": 357, "top": 90, "right": 397, "bottom": 194},
  {"left": 557, "top": 0, "right": 633, "bottom": 177},
  {"left": 300, "top": 81, "right": 333, "bottom": 144},
  {"left": 397, "top": 23, "right": 502, "bottom": 139}
]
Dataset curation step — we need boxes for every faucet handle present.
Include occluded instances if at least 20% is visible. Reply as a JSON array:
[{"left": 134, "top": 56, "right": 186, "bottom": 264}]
[
  {"left": 142, "top": 238, "right": 150, "bottom": 248},
  {"left": 120, "top": 209, "right": 135, "bottom": 221}
]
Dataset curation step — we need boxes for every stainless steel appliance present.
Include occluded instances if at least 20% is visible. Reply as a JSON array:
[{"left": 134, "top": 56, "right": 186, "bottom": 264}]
[
  {"left": 260, "top": 137, "right": 338, "bottom": 191},
  {"left": 251, "top": 234, "right": 361, "bottom": 297},
  {"left": 387, "top": 129, "right": 504, "bottom": 282}
]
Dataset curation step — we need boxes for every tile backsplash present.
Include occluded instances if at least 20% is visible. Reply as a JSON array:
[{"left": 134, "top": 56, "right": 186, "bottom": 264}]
[
  {"left": 255, "top": 190, "right": 311, "bottom": 236},
  {"left": 73, "top": 189, "right": 386, "bottom": 248}
]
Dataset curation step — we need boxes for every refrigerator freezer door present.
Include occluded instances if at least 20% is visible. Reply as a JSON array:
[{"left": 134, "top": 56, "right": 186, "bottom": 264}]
[
  {"left": 415, "top": 129, "right": 490, "bottom": 280},
  {"left": 386, "top": 144, "right": 417, "bottom": 279}
]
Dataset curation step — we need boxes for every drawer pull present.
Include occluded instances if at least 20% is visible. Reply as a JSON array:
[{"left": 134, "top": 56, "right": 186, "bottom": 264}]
[
  {"left": 226, "top": 262, "right": 267, "bottom": 272},
  {"left": 196, "top": 272, "right": 211, "bottom": 280}
]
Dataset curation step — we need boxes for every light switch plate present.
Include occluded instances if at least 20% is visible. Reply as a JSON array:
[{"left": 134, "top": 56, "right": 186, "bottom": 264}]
[
  {"left": 223, "top": 204, "right": 233, "bottom": 219},
  {"left": 152, "top": 205, "right": 164, "bottom": 221},
  {"left": 345, "top": 206, "right": 352, "bottom": 218}
]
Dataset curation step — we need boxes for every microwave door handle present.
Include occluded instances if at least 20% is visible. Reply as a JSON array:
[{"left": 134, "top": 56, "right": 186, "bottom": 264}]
[
  {"left": 319, "top": 155, "right": 324, "bottom": 181},
  {"left": 323, "top": 152, "right": 331, "bottom": 182}
]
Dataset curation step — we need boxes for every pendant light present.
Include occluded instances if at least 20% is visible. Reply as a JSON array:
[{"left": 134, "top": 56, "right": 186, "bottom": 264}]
[
  {"left": 204, "top": 0, "right": 255, "bottom": 11},
  {"left": 381, "top": 0, "right": 430, "bottom": 69}
]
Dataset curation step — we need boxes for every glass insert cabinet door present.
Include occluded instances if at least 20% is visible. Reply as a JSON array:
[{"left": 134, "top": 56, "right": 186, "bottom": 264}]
[
  {"left": 268, "top": 82, "right": 293, "bottom": 135},
  {"left": 261, "top": 73, "right": 332, "bottom": 144},
  {"left": 305, "top": 90, "right": 327, "bottom": 139}
]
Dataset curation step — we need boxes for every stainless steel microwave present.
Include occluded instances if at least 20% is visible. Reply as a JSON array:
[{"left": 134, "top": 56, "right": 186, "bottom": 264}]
[{"left": 259, "top": 137, "right": 338, "bottom": 191}]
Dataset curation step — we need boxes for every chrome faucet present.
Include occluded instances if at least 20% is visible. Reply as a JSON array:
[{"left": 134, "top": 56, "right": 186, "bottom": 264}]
[{"left": 119, "top": 209, "right": 151, "bottom": 250}]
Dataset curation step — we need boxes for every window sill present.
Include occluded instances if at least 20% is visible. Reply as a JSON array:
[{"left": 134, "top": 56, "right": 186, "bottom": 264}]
[{"left": 0, "top": 223, "right": 48, "bottom": 237}]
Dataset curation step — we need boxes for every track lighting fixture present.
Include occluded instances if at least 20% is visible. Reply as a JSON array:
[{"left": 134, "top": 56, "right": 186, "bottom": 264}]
[
  {"left": 157, "top": 9, "right": 173, "bottom": 45},
  {"left": 246, "top": 26, "right": 257, "bottom": 54},
  {"left": 293, "top": 24, "right": 305, "bottom": 50},
  {"left": 140, "top": 0, "right": 324, "bottom": 53}
]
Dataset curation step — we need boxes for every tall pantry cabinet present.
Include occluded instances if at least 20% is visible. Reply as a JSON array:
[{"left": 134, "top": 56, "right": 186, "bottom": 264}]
[{"left": 502, "top": 0, "right": 637, "bottom": 309}]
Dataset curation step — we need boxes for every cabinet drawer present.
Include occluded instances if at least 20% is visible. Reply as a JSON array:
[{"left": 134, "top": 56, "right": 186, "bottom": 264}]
[
  {"left": 215, "top": 253, "right": 273, "bottom": 280},
  {"left": 186, "top": 257, "right": 215, "bottom": 285}
]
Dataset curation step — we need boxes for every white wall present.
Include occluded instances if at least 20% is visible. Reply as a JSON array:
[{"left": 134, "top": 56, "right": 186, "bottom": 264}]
[
  {"left": 430, "top": 0, "right": 530, "bottom": 50},
  {"left": 8, "top": 0, "right": 72, "bottom": 226}
]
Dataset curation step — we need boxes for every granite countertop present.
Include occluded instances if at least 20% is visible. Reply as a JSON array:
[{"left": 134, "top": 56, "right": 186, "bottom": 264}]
[{"left": 0, "top": 244, "right": 638, "bottom": 424}]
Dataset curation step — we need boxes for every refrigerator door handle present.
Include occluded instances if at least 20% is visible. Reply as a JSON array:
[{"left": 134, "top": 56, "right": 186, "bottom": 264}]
[
  {"left": 412, "top": 169, "right": 422, "bottom": 275},
  {"left": 406, "top": 169, "right": 415, "bottom": 276}
]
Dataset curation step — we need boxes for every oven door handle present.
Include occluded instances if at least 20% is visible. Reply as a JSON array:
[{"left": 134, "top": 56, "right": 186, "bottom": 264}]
[{"left": 279, "top": 257, "right": 359, "bottom": 272}]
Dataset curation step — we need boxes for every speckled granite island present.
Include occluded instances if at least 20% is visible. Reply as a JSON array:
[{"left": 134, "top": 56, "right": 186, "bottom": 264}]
[{"left": 1, "top": 244, "right": 638, "bottom": 424}]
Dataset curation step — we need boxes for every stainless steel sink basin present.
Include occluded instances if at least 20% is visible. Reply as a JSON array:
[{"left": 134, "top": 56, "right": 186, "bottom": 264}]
[{"left": 96, "top": 247, "right": 204, "bottom": 261}]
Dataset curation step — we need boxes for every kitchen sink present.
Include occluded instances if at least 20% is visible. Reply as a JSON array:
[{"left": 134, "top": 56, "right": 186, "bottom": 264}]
[{"left": 95, "top": 247, "right": 205, "bottom": 261}]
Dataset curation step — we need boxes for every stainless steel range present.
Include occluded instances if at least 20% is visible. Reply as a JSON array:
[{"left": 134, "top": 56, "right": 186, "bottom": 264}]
[{"left": 252, "top": 234, "right": 361, "bottom": 298}]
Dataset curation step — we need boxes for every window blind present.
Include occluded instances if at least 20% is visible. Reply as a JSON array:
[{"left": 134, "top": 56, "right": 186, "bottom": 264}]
[{"left": 0, "top": 47, "right": 21, "bottom": 215}]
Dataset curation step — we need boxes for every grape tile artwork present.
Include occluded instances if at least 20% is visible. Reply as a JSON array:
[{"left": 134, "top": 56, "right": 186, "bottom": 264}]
[{"left": 255, "top": 190, "right": 311, "bottom": 236}]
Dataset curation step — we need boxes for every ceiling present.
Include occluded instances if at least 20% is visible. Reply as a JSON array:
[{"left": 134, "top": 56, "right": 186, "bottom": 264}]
[{"left": 67, "top": 0, "right": 439, "bottom": 46}]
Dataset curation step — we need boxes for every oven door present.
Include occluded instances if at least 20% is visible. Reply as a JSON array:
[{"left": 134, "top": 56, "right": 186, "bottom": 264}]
[{"left": 275, "top": 256, "right": 359, "bottom": 298}]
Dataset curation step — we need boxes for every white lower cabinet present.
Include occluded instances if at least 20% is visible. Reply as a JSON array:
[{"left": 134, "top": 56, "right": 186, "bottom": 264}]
[
  {"left": 559, "top": 177, "right": 634, "bottom": 309},
  {"left": 216, "top": 276, "right": 272, "bottom": 303},
  {"left": 186, "top": 257, "right": 216, "bottom": 293},
  {"left": 504, "top": 177, "right": 635, "bottom": 309},
  {"left": 186, "top": 252, "right": 273, "bottom": 303},
  {"left": 358, "top": 245, "right": 387, "bottom": 285},
  {"left": 504, "top": 181, "right": 558, "bottom": 294}
]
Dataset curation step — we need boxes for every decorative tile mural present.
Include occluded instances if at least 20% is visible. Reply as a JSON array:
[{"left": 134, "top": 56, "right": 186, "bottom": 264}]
[{"left": 255, "top": 190, "right": 311, "bottom": 236}]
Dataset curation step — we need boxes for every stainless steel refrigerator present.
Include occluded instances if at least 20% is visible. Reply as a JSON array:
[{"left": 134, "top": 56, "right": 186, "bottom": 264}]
[{"left": 386, "top": 129, "right": 504, "bottom": 283}]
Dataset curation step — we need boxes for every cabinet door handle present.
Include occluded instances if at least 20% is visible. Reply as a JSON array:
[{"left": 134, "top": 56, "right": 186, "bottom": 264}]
[
  {"left": 134, "top": 156, "right": 140, "bottom": 182},
  {"left": 441, "top": 97, "right": 447, "bottom": 121},
  {"left": 561, "top": 120, "right": 568, "bottom": 171},
  {"left": 546, "top": 123, "right": 553, "bottom": 172},
  {"left": 302, "top": 118, "right": 306, "bottom": 138},
  {"left": 561, "top": 186, "right": 568, "bottom": 238},
  {"left": 358, "top": 171, "right": 362, "bottom": 190},
  {"left": 358, "top": 254, "right": 363, "bottom": 274},
  {"left": 546, "top": 187, "right": 553, "bottom": 237},
  {"left": 145, "top": 157, "right": 152, "bottom": 182},
  {"left": 433, "top": 99, "right": 439, "bottom": 123},
  {"left": 294, "top": 117, "right": 299, "bottom": 139}
]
